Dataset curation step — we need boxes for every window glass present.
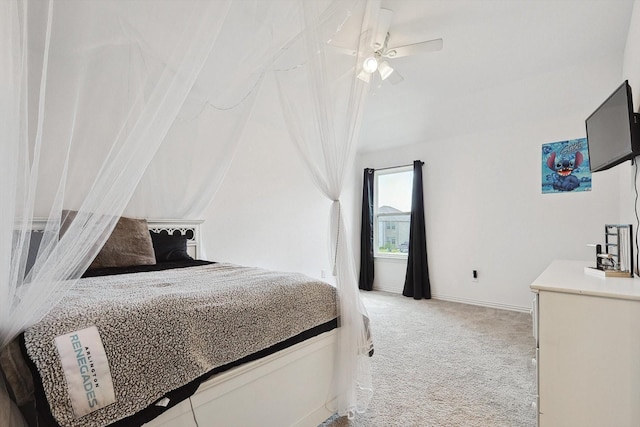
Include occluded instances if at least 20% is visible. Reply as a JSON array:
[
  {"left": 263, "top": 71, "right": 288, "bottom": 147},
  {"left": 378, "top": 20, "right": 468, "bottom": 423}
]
[
  {"left": 377, "top": 171, "right": 412, "bottom": 211},
  {"left": 375, "top": 168, "right": 412, "bottom": 256}
]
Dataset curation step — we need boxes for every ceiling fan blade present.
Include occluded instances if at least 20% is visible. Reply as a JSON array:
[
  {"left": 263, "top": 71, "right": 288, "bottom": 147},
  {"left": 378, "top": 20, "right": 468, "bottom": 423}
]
[
  {"left": 373, "top": 8, "right": 394, "bottom": 51},
  {"left": 386, "top": 68, "right": 404, "bottom": 85},
  {"left": 326, "top": 44, "right": 357, "bottom": 57},
  {"left": 384, "top": 38, "right": 443, "bottom": 59}
]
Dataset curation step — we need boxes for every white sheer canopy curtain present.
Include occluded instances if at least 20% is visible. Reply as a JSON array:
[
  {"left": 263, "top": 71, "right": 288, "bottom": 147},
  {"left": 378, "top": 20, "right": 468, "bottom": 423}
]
[
  {"left": 275, "top": 0, "right": 377, "bottom": 418},
  {"left": 1, "top": 0, "right": 231, "bottom": 351},
  {"left": 1, "top": 0, "right": 374, "bottom": 423},
  {"left": 0, "top": 0, "right": 304, "bottom": 350}
]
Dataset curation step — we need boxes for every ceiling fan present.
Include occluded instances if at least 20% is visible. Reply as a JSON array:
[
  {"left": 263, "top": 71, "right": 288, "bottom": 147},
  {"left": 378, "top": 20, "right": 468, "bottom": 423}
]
[{"left": 356, "top": 8, "right": 443, "bottom": 85}]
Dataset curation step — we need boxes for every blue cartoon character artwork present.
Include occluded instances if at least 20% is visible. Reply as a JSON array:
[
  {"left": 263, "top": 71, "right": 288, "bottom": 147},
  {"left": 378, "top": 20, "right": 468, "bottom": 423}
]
[
  {"left": 547, "top": 151, "right": 583, "bottom": 190},
  {"left": 542, "top": 138, "right": 591, "bottom": 194}
]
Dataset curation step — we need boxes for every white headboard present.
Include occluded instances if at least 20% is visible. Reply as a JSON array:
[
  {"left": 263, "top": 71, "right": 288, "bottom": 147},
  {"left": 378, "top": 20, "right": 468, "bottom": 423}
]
[{"left": 30, "top": 217, "right": 204, "bottom": 260}]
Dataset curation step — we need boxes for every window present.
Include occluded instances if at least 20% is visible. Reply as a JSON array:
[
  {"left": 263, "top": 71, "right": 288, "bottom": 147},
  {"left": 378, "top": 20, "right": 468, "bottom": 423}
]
[{"left": 374, "top": 166, "right": 413, "bottom": 257}]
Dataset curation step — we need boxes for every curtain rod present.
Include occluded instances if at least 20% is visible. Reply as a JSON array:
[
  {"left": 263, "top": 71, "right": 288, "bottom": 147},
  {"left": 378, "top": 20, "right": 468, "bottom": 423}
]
[{"left": 372, "top": 161, "right": 423, "bottom": 172}]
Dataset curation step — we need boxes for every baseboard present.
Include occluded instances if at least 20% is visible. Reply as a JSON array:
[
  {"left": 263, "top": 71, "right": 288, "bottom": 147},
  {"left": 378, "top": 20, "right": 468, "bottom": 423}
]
[
  {"left": 430, "top": 293, "right": 530, "bottom": 313},
  {"left": 372, "top": 287, "right": 530, "bottom": 313},
  {"left": 372, "top": 284, "right": 402, "bottom": 294}
]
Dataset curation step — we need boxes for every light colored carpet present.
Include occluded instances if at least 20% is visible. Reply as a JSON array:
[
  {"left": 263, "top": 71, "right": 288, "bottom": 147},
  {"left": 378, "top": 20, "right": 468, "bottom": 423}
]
[{"left": 321, "top": 291, "right": 536, "bottom": 427}]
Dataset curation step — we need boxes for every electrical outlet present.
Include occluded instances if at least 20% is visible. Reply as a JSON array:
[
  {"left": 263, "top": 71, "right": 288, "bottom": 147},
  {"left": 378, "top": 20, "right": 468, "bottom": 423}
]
[
  {"left": 472, "top": 270, "right": 479, "bottom": 282},
  {"left": 321, "top": 269, "right": 327, "bottom": 278}
]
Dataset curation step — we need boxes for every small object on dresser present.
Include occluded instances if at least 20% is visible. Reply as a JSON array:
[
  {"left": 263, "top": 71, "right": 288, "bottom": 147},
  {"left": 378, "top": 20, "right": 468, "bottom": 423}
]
[
  {"left": 585, "top": 224, "right": 634, "bottom": 278},
  {"left": 584, "top": 266, "right": 634, "bottom": 278}
]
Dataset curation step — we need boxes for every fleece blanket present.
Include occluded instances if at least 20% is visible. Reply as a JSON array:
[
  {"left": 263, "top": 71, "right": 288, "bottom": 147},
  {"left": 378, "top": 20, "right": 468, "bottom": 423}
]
[{"left": 23, "top": 263, "right": 337, "bottom": 427}]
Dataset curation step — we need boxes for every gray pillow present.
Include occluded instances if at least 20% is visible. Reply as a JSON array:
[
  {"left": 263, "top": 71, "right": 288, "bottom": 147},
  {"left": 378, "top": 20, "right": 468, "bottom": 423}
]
[{"left": 88, "top": 216, "right": 156, "bottom": 269}]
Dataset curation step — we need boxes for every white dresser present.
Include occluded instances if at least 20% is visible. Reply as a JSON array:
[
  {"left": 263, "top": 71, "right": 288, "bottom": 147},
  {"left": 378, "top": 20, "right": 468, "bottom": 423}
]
[{"left": 530, "top": 260, "right": 640, "bottom": 427}]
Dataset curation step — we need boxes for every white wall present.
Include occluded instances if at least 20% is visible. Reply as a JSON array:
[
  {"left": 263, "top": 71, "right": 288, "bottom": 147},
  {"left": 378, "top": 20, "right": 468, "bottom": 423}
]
[
  {"left": 351, "top": 56, "right": 625, "bottom": 311},
  {"left": 201, "top": 74, "right": 334, "bottom": 282},
  {"left": 621, "top": 0, "right": 640, "bottom": 226},
  {"left": 623, "top": 0, "right": 640, "bottom": 97}
]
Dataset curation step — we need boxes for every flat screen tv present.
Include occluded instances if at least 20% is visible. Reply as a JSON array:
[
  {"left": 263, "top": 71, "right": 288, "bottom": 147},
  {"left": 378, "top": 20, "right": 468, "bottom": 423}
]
[{"left": 586, "top": 80, "right": 640, "bottom": 172}]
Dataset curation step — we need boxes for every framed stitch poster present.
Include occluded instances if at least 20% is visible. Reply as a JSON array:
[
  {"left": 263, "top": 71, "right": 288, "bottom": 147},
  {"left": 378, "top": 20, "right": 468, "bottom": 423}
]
[{"left": 542, "top": 138, "right": 591, "bottom": 194}]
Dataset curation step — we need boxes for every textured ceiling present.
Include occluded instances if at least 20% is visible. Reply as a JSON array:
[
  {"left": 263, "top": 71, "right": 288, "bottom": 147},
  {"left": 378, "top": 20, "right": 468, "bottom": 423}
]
[{"left": 357, "top": 0, "right": 635, "bottom": 152}]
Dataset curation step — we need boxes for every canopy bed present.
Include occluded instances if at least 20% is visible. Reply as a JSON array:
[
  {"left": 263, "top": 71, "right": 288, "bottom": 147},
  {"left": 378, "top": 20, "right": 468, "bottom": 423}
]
[
  {"left": 2, "top": 219, "right": 346, "bottom": 427},
  {"left": 1, "top": 1, "right": 377, "bottom": 426}
]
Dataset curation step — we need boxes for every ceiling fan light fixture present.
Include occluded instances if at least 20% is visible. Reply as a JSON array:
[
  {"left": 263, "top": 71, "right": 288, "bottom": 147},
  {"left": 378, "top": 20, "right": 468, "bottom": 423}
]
[
  {"left": 378, "top": 61, "right": 394, "bottom": 80},
  {"left": 362, "top": 56, "right": 379, "bottom": 73}
]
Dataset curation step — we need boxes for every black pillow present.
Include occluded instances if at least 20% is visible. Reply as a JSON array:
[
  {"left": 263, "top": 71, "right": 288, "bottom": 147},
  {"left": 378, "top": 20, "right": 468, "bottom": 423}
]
[{"left": 150, "top": 231, "right": 193, "bottom": 262}]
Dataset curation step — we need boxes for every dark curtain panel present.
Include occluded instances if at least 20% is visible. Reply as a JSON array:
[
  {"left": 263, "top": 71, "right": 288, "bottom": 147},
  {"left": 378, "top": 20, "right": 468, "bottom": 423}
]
[
  {"left": 359, "top": 168, "right": 375, "bottom": 290},
  {"left": 403, "top": 160, "right": 431, "bottom": 299}
]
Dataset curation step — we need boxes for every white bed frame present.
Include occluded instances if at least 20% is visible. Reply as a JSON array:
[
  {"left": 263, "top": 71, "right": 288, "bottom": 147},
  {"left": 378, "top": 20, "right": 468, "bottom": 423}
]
[
  {"left": 144, "top": 220, "right": 337, "bottom": 427},
  {"left": 144, "top": 329, "right": 337, "bottom": 427}
]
